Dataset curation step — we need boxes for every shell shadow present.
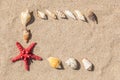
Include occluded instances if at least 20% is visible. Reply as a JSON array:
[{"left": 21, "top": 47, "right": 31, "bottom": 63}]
[
  {"left": 57, "top": 62, "right": 64, "bottom": 70},
  {"left": 26, "top": 12, "right": 35, "bottom": 27},
  {"left": 90, "top": 64, "right": 95, "bottom": 71},
  {"left": 74, "top": 59, "right": 81, "bottom": 70}
]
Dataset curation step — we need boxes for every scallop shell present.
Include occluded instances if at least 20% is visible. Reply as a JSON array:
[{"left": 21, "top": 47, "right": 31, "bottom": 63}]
[
  {"left": 88, "top": 11, "right": 98, "bottom": 24},
  {"left": 65, "top": 58, "right": 78, "bottom": 70},
  {"left": 82, "top": 58, "right": 93, "bottom": 71},
  {"left": 45, "top": 9, "right": 57, "bottom": 19},
  {"left": 64, "top": 10, "right": 76, "bottom": 20},
  {"left": 37, "top": 10, "right": 47, "bottom": 20},
  {"left": 56, "top": 10, "right": 67, "bottom": 19},
  {"left": 21, "top": 9, "right": 31, "bottom": 26},
  {"left": 47, "top": 57, "right": 61, "bottom": 69},
  {"left": 75, "top": 10, "right": 86, "bottom": 22},
  {"left": 23, "top": 29, "right": 30, "bottom": 43}
]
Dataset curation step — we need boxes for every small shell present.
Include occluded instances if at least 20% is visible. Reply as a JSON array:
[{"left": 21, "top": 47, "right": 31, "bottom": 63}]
[
  {"left": 47, "top": 57, "right": 61, "bottom": 69},
  {"left": 88, "top": 11, "right": 98, "bottom": 24},
  {"left": 82, "top": 58, "right": 93, "bottom": 71},
  {"left": 23, "top": 29, "right": 30, "bottom": 43},
  {"left": 56, "top": 10, "right": 67, "bottom": 19},
  {"left": 65, "top": 58, "right": 78, "bottom": 70},
  {"left": 21, "top": 9, "right": 31, "bottom": 26},
  {"left": 75, "top": 10, "right": 86, "bottom": 22},
  {"left": 64, "top": 10, "right": 76, "bottom": 20},
  {"left": 37, "top": 10, "right": 47, "bottom": 20},
  {"left": 45, "top": 9, "right": 57, "bottom": 19}
]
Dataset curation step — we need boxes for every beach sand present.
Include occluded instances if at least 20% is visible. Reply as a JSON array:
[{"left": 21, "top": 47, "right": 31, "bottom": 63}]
[{"left": 0, "top": 0, "right": 120, "bottom": 80}]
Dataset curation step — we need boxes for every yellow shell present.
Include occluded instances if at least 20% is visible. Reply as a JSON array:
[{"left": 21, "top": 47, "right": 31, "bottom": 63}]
[
  {"left": 23, "top": 29, "right": 30, "bottom": 43},
  {"left": 21, "top": 9, "right": 31, "bottom": 26},
  {"left": 47, "top": 57, "right": 61, "bottom": 68}
]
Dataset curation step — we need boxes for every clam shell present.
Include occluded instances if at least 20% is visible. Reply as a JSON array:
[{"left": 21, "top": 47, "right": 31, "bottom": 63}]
[
  {"left": 56, "top": 10, "right": 67, "bottom": 19},
  {"left": 75, "top": 10, "right": 86, "bottom": 22},
  {"left": 88, "top": 11, "right": 98, "bottom": 24},
  {"left": 21, "top": 9, "right": 31, "bottom": 26},
  {"left": 37, "top": 10, "right": 47, "bottom": 20},
  {"left": 82, "top": 58, "right": 93, "bottom": 71},
  {"left": 65, "top": 58, "right": 78, "bottom": 70},
  {"left": 64, "top": 10, "right": 76, "bottom": 20},
  {"left": 47, "top": 57, "right": 61, "bottom": 69},
  {"left": 45, "top": 9, "right": 57, "bottom": 19},
  {"left": 23, "top": 29, "right": 30, "bottom": 43}
]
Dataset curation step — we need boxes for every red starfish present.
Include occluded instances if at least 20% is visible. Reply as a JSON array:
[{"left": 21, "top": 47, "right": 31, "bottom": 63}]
[{"left": 11, "top": 42, "right": 42, "bottom": 71}]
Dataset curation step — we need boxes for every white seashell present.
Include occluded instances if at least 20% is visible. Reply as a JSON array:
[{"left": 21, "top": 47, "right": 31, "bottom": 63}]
[
  {"left": 82, "top": 58, "right": 93, "bottom": 71},
  {"left": 37, "top": 10, "right": 47, "bottom": 20},
  {"left": 45, "top": 9, "right": 57, "bottom": 19},
  {"left": 56, "top": 10, "right": 67, "bottom": 19},
  {"left": 65, "top": 58, "right": 78, "bottom": 70},
  {"left": 21, "top": 9, "right": 31, "bottom": 26},
  {"left": 64, "top": 10, "right": 76, "bottom": 20},
  {"left": 75, "top": 10, "right": 86, "bottom": 21}
]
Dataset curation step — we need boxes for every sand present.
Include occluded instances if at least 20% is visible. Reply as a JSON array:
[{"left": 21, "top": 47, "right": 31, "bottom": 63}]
[{"left": 0, "top": 0, "right": 120, "bottom": 80}]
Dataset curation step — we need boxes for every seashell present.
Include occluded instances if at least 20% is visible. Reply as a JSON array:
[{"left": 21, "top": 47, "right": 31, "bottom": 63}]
[
  {"left": 45, "top": 9, "right": 57, "bottom": 19},
  {"left": 75, "top": 10, "right": 86, "bottom": 22},
  {"left": 47, "top": 57, "right": 61, "bottom": 69},
  {"left": 56, "top": 10, "right": 67, "bottom": 19},
  {"left": 88, "top": 11, "right": 98, "bottom": 24},
  {"left": 65, "top": 58, "right": 78, "bottom": 70},
  {"left": 64, "top": 10, "right": 76, "bottom": 20},
  {"left": 37, "top": 10, "right": 47, "bottom": 20},
  {"left": 21, "top": 9, "right": 31, "bottom": 26},
  {"left": 23, "top": 29, "right": 30, "bottom": 43},
  {"left": 82, "top": 58, "right": 93, "bottom": 71}
]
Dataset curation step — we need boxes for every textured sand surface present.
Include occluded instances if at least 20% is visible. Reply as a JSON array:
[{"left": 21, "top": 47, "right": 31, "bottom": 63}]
[{"left": 0, "top": 0, "right": 120, "bottom": 80}]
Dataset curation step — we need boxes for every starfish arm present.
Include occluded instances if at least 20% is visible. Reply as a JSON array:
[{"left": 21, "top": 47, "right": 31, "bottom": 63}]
[
  {"left": 26, "top": 43, "right": 36, "bottom": 52},
  {"left": 31, "top": 54, "right": 42, "bottom": 60},
  {"left": 11, "top": 55, "right": 21, "bottom": 62},
  {"left": 24, "top": 60, "right": 29, "bottom": 71},
  {"left": 16, "top": 42, "right": 24, "bottom": 51}
]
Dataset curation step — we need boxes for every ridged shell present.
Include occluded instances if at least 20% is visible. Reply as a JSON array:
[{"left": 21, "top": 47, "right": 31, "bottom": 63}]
[
  {"left": 21, "top": 9, "right": 31, "bottom": 26},
  {"left": 47, "top": 57, "right": 61, "bottom": 69},
  {"left": 88, "top": 11, "right": 98, "bottom": 24},
  {"left": 82, "top": 58, "right": 93, "bottom": 71},
  {"left": 65, "top": 58, "right": 78, "bottom": 70},
  {"left": 37, "top": 10, "right": 47, "bottom": 20},
  {"left": 64, "top": 10, "right": 76, "bottom": 20},
  {"left": 75, "top": 10, "right": 86, "bottom": 21},
  {"left": 45, "top": 9, "right": 57, "bottom": 19},
  {"left": 56, "top": 10, "right": 67, "bottom": 19},
  {"left": 23, "top": 29, "right": 30, "bottom": 43}
]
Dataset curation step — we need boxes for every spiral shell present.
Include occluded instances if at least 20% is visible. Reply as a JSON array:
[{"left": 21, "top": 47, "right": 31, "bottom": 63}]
[
  {"left": 45, "top": 9, "right": 57, "bottom": 19},
  {"left": 23, "top": 29, "right": 30, "bottom": 43},
  {"left": 37, "top": 10, "right": 47, "bottom": 20},
  {"left": 47, "top": 57, "right": 61, "bottom": 69},
  {"left": 21, "top": 9, "right": 31, "bottom": 26}
]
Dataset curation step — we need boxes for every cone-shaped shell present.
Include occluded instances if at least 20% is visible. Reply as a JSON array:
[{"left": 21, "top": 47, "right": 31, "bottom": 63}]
[
  {"left": 47, "top": 57, "right": 61, "bottom": 69},
  {"left": 64, "top": 10, "right": 76, "bottom": 20},
  {"left": 37, "top": 10, "right": 47, "bottom": 20},
  {"left": 65, "top": 58, "right": 78, "bottom": 70},
  {"left": 21, "top": 9, "right": 31, "bottom": 26},
  {"left": 82, "top": 58, "right": 93, "bottom": 71},
  {"left": 88, "top": 10, "right": 98, "bottom": 24},
  {"left": 75, "top": 10, "right": 86, "bottom": 21},
  {"left": 23, "top": 29, "right": 30, "bottom": 43},
  {"left": 56, "top": 10, "right": 67, "bottom": 19},
  {"left": 45, "top": 9, "right": 57, "bottom": 19}
]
